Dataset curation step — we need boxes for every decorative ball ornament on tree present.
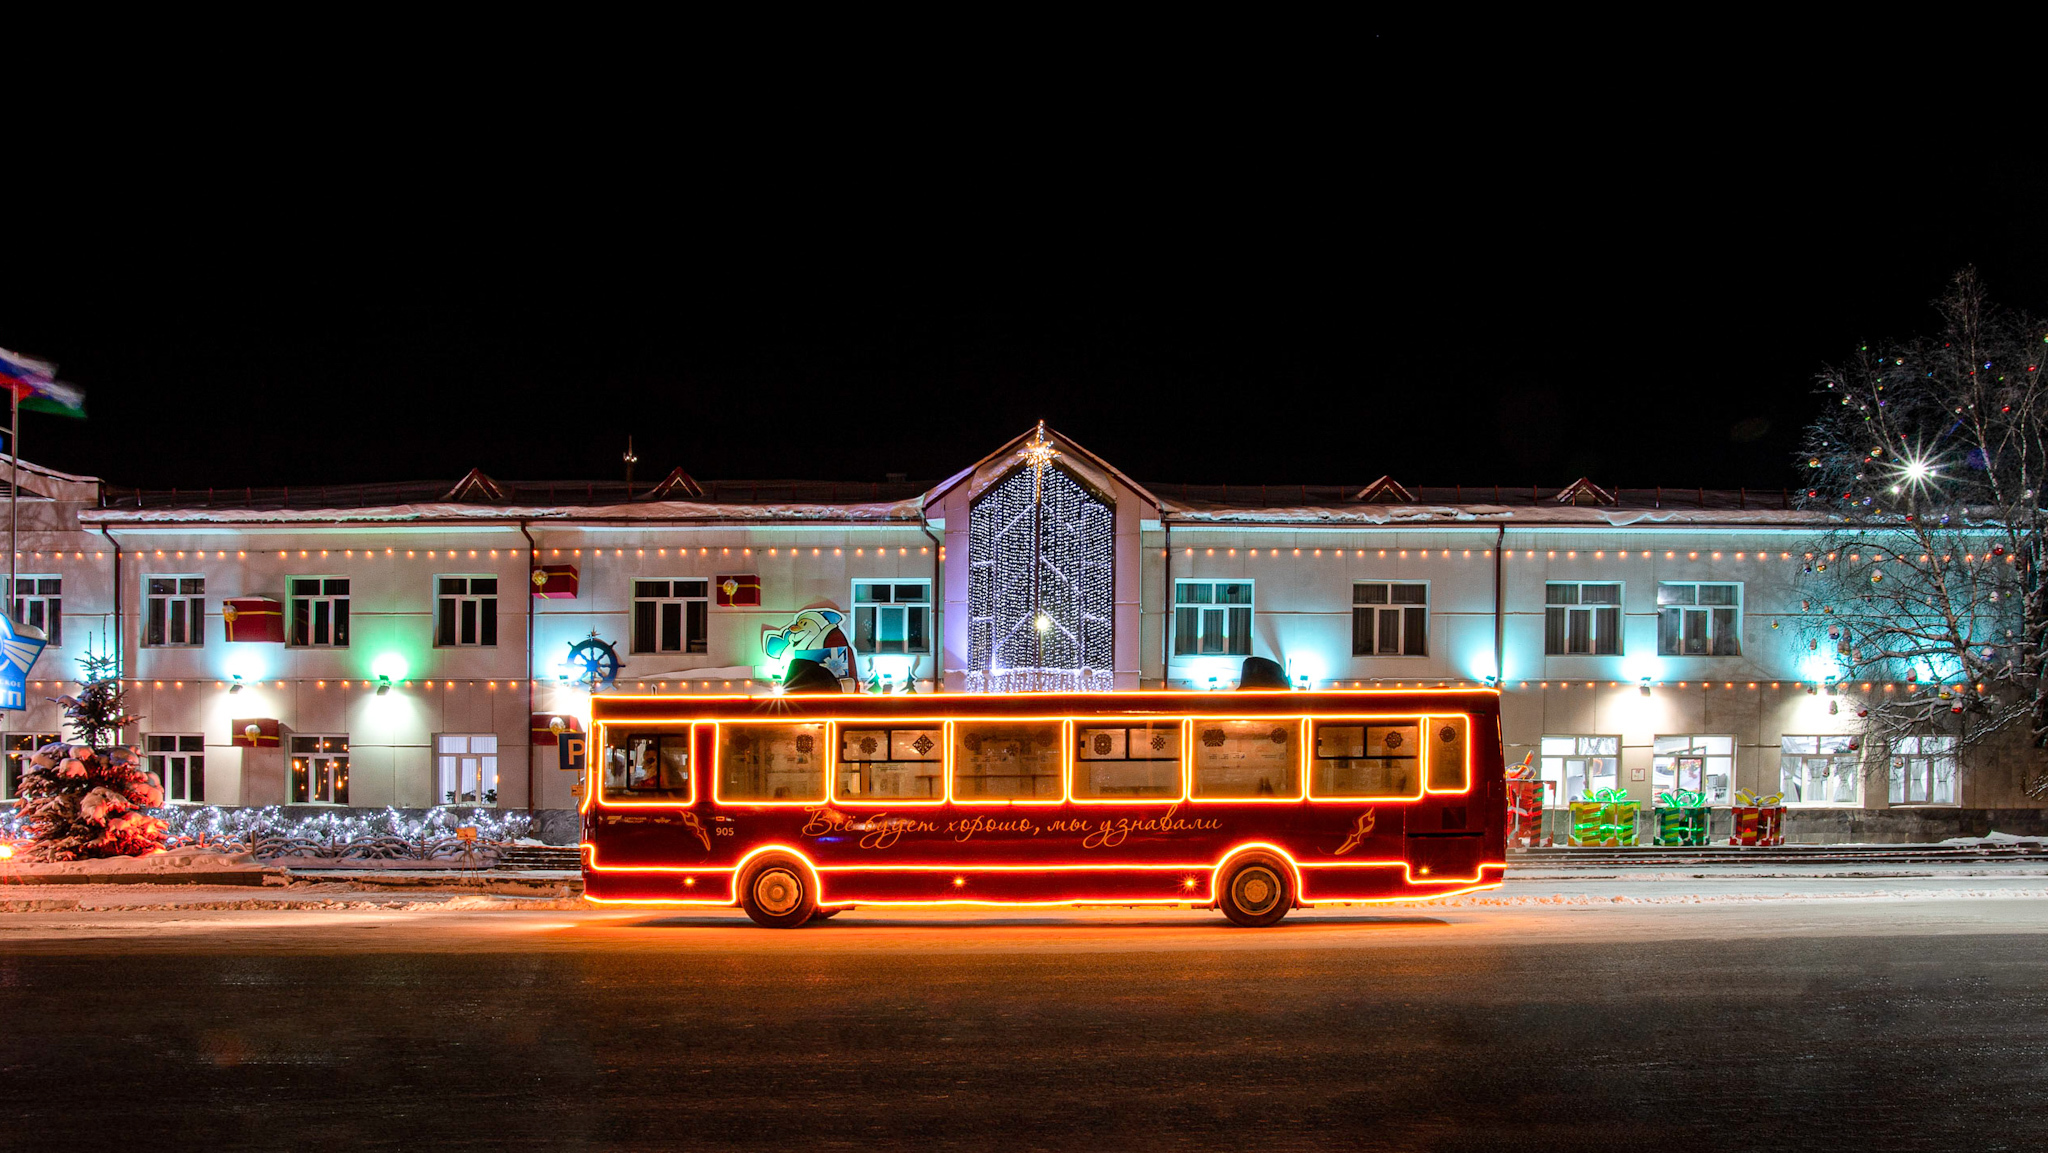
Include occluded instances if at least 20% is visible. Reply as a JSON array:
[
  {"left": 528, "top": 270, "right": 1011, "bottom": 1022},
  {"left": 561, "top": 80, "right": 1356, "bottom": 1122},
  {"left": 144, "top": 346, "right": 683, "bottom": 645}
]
[{"left": 12, "top": 647, "right": 166, "bottom": 860}]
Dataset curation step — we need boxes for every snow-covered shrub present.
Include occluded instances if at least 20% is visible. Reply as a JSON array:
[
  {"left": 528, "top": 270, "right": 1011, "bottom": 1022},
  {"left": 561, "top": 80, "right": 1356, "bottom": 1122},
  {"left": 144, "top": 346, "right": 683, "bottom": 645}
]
[{"left": 14, "top": 742, "right": 167, "bottom": 860}]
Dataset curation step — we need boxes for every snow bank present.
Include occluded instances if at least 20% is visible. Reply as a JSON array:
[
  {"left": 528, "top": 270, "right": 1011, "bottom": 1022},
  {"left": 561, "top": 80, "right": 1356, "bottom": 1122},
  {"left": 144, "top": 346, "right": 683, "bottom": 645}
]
[
  {"left": 0, "top": 846, "right": 266, "bottom": 876},
  {"left": 1389, "top": 887, "right": 2048, "bottom": 908}
]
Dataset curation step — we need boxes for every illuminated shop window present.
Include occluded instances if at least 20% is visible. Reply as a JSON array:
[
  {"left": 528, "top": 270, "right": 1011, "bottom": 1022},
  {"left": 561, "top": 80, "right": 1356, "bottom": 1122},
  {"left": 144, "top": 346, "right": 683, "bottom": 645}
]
[
  {"left": 1173, "top": 580, "right": 1253, "bottom": 657},
  {"left": 632, "top": 580, "right": 708, "bottom": 654},
  {"left": 290, "top": 735, "right": 350, "bottom": 805},
  {"left": 145, "top": 575, "right": 206, "bottom": 647},
  {"left": 1072, "top": 721, "right": 1181, "bottom": 799},
  {"left": 1889, "top": 736, "right": 1955, "bottom": 805},
  {"left": 289, "top": 577, "right": 351, "bottom": 647},
  {"left": 435, "top": 576, "right": 498, "bottom": 647},
  {"left": 1540, "top": 734, "right": 1619, "bottom": 806},
  {"left": 1652, "top": 735, "right": 1733, "bottom": 805},
  {"left": 1352, "top": 582, "right": 1427, "bottom": 656},
  {"left": 835, "top": 727, "right": 943, "bottom": 799},
  {"left": 7, "top": 576, "right": 60, "bottom": 647},
  {"left": 1311, "top": 720, "right": 1419, "bottom": 797},
  {"left": 952, "top": 721, "right": 1062, "bottom": 799},
  {"left": 1, "top": 733, "right": 60, "bottom": 801},
  {"left": 1657, "top": 582, "right": 1741, "bottom": 656},
  {"left": 603, "top": 731, "right": 691, "bottom": 800},
  {"left": 1190, "top": 720, "right": 1299, "bottom": 798},
  {"left": 719, "top": 723, "right": 825, "bottom": 803},
  {"left": 1779, "top": 735, "right": 1859, "bottom": 806},
  {"left": 1544, "top": 583, "right": 1621, "bottom": 655},
  {"left": 146, "top": 734, "right": 206, "bottom": 804},
  {"left": 437, "top": 733, "right": 500, "bottom": 805},
  {"left": 853, "top": 581, "right": 931, "bottom": 654}
]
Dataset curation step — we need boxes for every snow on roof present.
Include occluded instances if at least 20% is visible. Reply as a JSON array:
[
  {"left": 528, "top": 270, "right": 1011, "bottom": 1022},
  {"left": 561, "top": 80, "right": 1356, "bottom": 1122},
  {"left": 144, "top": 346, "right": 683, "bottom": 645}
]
[
  {"left": 83, "top": 498, "right": 927, "bottom": 527},
  {"left": 1160, "top": 501, "right": 1839, "bottom": 527}
]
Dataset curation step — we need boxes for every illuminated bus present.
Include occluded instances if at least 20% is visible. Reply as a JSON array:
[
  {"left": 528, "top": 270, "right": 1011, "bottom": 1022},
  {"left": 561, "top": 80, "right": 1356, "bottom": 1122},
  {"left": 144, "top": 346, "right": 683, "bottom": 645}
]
[{"left": 580, "top": 688, "right": 1505, "bottom": 927}]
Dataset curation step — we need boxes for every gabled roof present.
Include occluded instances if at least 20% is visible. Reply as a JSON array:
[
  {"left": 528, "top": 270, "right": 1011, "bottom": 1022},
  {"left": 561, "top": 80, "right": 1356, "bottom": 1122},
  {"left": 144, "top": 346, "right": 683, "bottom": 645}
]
[
  {"left": 1555, "top": 477, "right": 1618, "bottom": 506},
  {"left": 644, "top": 467, "right": 705, "bottom": 500},
  {"left": 923, "top": 424, "right": 1161, "bottom": 510},
  {"left": 442, "top": 468, "right": 509, "bottom": 503},
  {"left": 1352, "top": 476, "right": 1415, "bottom": 503}
]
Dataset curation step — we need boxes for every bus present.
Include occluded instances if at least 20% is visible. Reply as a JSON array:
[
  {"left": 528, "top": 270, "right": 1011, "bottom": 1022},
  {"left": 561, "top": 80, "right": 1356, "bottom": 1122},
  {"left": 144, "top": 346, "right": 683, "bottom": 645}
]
[{"left": 580, "top": 688, "right": 1505, "bottom": 927}]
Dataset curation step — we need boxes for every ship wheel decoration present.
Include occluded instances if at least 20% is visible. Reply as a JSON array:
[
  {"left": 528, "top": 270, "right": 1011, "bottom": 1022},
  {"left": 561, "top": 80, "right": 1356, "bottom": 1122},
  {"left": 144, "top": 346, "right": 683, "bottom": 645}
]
[{"left": 566, "top": 632, "right": 623, "bottom": 692}]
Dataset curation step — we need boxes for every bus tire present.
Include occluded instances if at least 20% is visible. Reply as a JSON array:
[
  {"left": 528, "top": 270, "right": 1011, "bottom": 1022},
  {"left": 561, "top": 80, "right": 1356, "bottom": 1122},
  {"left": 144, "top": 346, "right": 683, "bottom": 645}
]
[
  {"left": 739, "top": 855, "right": 818, "bottom": 928},
  {"left": 1218, "top": 857, "right": 1292, "bottom": 927}
]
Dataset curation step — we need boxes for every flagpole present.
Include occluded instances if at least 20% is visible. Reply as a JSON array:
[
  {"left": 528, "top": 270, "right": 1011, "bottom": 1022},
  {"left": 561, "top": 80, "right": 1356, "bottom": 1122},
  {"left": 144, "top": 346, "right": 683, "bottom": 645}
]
[{"left": 8, "top": 385, "right": 16, "bottom": 627}]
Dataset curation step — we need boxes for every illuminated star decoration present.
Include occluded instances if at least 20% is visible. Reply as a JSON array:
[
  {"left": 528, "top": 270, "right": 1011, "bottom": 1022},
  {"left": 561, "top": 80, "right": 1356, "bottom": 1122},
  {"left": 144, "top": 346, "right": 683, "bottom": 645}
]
[{"left": 1018, "top": 420, "right": 1061, "bottom": 502}]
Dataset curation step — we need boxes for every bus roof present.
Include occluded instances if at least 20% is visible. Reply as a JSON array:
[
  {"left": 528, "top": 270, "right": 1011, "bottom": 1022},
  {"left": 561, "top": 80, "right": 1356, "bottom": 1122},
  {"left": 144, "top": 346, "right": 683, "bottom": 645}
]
[{"left": 590, "top": 688, "right": 1501, "bottom": 725}]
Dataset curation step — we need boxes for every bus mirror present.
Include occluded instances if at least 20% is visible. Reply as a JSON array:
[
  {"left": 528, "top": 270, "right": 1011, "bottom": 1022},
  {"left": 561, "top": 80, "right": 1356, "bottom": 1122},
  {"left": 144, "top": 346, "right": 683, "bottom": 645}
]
[{"left": 1237, "top": 656, "right": 1290, "bottom": 690}]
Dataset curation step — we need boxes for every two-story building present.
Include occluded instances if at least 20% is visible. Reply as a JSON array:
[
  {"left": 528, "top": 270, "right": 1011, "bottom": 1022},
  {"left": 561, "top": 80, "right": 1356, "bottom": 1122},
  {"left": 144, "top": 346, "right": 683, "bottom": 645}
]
[{"left": 1, "top": 425, "right": 2038, "bottom": 843}]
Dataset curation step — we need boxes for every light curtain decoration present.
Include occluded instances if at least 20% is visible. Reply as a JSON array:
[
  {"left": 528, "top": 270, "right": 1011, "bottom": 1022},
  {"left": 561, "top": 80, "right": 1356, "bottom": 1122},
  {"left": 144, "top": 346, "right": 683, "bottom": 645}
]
[{"left": 967, "top": 438, "right": 1114, "bottom": 692}]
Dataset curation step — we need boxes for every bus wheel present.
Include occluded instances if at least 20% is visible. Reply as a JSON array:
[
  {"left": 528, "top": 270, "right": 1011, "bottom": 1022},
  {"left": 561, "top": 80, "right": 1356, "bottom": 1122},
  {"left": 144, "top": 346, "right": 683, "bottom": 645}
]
[
  {"left": 740, "top": 855, "right": 817, "bottom": 928},
  {"left": 1219, "top": 858, "right": 1292, "bottom": 927}
]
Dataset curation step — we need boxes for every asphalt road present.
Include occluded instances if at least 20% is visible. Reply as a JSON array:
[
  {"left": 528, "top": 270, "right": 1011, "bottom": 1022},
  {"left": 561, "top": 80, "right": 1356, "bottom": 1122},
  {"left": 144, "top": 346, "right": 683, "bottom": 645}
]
[{"left": 4, "top": 892, "right": 2047, "bottom": 1151}]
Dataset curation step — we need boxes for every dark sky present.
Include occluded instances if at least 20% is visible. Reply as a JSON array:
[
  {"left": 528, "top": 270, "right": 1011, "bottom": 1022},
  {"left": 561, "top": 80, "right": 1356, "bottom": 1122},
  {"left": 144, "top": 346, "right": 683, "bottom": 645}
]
[{"left": 6, "top": 36, "right": 2043, "bottom": 495}]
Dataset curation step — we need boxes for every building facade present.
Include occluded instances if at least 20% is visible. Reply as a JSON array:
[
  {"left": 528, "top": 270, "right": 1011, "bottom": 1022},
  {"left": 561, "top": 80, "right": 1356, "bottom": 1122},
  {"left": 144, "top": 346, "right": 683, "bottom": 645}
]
[{"left": 1, "top": 426, "right": 2038, "bottom": 842}]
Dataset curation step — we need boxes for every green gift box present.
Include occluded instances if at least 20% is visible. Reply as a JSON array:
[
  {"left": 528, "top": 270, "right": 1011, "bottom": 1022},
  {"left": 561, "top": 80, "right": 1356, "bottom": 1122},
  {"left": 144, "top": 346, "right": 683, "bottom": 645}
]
[
  {"left": 1653, "top": 789, "right": 1709, "bottom": 846},
  {"left": 1568, "top": 788, "right": 1639, "bottom": 847}
]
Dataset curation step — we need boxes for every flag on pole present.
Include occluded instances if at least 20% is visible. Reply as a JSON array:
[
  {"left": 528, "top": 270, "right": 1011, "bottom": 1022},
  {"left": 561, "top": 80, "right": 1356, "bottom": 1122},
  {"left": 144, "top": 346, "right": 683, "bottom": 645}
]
[{"left": 0, "top": 347, "right": 85, "bottom": 418}]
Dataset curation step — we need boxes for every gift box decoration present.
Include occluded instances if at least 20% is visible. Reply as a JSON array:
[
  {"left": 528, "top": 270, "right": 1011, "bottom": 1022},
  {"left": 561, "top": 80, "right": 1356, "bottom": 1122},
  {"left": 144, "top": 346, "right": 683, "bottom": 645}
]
[
  {"left": 1654, "top": 789, "right": 1710, "bottom": 846},
  {"left": 1506, "top": 753, "right": 1547, "bottom": 847},
  {"left": 1568, "top": 788, "right": 1640, "bottom": 847},
  {"left": 222, "top": 597, "right": 286, "bottom": 643},
  {"left": 716, "top": 574, "right": 761, "bottom": 607},
  {"left": 1729, "top": 789, "right": 1787, "bottom": 847},
  {"left": 531, "top": 564, "right": 579, "bottom": 599}
]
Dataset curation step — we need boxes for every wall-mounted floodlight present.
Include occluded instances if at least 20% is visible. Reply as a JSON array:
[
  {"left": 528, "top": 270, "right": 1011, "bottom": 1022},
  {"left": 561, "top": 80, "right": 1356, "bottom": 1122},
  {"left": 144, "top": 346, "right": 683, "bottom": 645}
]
[
  {"left": 1639, "top": 676, "right": 1652, "bottom": 697},
  {"left": 1825, "top": 675, "right": 1839, "bottom": 695},
  {"left": 376, "top": 674, "right": 392, "bottom": 696},
  {"left": 230, "top": 673, "right": 243, "bottom": 694},
  {"left": 1482, "top": 675, "right": 1500, "bottom": 689}
]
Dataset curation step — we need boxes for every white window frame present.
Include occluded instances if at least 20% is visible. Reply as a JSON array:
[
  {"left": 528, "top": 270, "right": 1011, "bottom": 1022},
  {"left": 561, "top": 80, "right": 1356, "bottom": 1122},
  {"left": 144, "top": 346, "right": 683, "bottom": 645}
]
[
  {"left": 436, "top": 733, "right": 501, "bottom": 806},
  {"left": 146, "top": 733, "right": 207, "bottom": 805},
  {"left": 1658, "top": 581, "right": 1742, "bottom": 657},
  {"left": 290, "top": 734, "right": 351, "bottom": 805},
  {"left": 1352, "top": 581, "right": 1428, "bottom": 656},
  {"left": 1779, "top": 734, "right": 1861, "bottom": 807},
  {"left": 2, "top": 732, "right": 59, "bottom": 802},
  {"left": 1540, "top": 734, "right": 1620, "bottom": 808},
  {"left": 1173, "top": 579, "right": 1254, "bottom": 658},
  {"left": 631, "top": 578, "right": 709, "bottom": 654},
  {"left": 288, "top": 576, "right": 351, "bottom": 648},
  {"left": 435, "top": 575, "right": 498, "bottom": 648},
  {"left": 852, "top": 579, "right": 932, "bottom": 655},
  {"left": 1889, "top": 735, "right": 1957, "bottom": 806},
  {"left": 1652, "top": 734, "right": 1734, "bottom": 805},
  {"left": 8, "top": 575, "right": 60, "bottom": 647},
  {"left": 1544, "top": 582, "right": 1622, "bottom": 655},
  {"left": 145, "top": 574, "right": 206, "bottom": 647}
]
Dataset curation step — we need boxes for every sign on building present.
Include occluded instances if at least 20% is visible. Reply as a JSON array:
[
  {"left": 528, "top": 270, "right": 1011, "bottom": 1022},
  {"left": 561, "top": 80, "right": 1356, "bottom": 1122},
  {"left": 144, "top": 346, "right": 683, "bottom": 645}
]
[{"left": 0, "top": 612, "right": 48, "bottom": 711}]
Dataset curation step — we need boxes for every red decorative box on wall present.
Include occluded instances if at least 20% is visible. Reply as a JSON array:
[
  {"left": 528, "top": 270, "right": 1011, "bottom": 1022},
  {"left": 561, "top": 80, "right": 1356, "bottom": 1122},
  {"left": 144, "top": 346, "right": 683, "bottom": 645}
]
[
  {"left": 233, "top": 718, "right": 281, "bottom": 748},
  {"left": 716, "top": 574, "right": 760, "bottom": 607},
  {"left": 532, "top": 565, "right": 579, "bottom": 599},
  {"left": 530, "top": 713, "right": 585, "bottom": 746},
  {"left": 222, "top": 598, "right": 286, "bottom": 643}
]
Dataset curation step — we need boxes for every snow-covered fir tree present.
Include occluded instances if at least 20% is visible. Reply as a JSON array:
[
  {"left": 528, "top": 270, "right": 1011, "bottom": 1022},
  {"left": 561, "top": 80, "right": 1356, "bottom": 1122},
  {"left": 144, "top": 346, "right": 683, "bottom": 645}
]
[{"left": 12, "top": 648, "right": 165, "bottom": 860}]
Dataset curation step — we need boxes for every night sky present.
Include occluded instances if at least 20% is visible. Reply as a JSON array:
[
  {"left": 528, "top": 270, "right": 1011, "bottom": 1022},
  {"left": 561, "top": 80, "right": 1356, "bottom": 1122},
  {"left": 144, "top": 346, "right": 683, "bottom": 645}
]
[{"left": 6, "top": 43, "right": 2043, "bottom": 497}]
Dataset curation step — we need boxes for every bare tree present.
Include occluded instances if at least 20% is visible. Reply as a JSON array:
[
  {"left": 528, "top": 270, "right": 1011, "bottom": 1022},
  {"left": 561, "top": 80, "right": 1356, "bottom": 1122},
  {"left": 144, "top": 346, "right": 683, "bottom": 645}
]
[{"left": 1795, "top": 270, "right": 2048, "bottom": 793}]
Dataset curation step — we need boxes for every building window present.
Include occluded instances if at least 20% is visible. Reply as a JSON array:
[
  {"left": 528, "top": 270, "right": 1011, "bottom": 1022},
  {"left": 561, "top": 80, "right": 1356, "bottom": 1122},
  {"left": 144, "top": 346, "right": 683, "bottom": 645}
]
[
  {"left": 1780, "top": 735, "right": 1859, "bottom": 806},
  {"left": 2, "top": 732, "right": 59, "bottom": 801},
  {"left": 1352, "top": 582, "right": 1427, "bottom": 656},
  {"left": 436, "top": 734, "right": 499, "bottom": 805},
  {"left": 289, "top": 578, "right": 351, "bottom": 647},
  {"left": 1658, "top": 582, "right": 1741, "bottom": 656},
  {"left": 1173, "top": 580, "right": 1253, "bottom": 657},
  {"left": 1544, "top": 583, "right": 1621, "bottom": 655},
  {"left": 1653, "top": 735, "right": 1734, "bottom": 805},
  {"left": 145, "top": 576, "right": 205, "bottom": 647},
  {"left": 146, "top": 734, "right": 206, "bottom": 804},
  {"left": 853, "top": 581, "right": 931, "bottom": 654},
  {"left": 1889, "top": 735, "right": 1956, "bottom": 805},
  {"left": 290, "top": 735, "right": 350, "bottom": 804},
  {"left": 631, "top": 579, "right": 708, "bottom": 654},
  {"left": 8, "top": 577, "right": 59, "bottom": 646},
  {"left": 435, "top": 577, "right": 497, "bottom": 647},
  {"left": 1540, "top": 735, "right": 1620, "bottom": 807}
]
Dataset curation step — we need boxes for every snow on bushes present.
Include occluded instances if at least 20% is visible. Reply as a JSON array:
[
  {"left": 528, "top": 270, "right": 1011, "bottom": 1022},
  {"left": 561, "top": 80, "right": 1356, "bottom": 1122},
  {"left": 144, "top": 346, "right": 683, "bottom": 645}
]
[{"left": 14, "top": 742, "right": 168, "bottom": 860}]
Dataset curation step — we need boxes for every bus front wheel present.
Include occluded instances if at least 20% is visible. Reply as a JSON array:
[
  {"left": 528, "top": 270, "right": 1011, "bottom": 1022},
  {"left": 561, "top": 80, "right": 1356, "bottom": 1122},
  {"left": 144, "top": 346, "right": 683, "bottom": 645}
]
[
  {"left": 1218, "top": 858, "right": 1292, "bottom": 927},
  {"left": 740, "top": 855, "right": 818, "bottom": 928}
]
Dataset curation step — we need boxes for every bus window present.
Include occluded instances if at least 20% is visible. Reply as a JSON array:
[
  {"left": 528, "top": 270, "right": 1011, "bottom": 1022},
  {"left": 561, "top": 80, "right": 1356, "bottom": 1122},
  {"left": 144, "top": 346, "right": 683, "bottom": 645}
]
[
  {"left": 719, "top": 723, "right": 827, "bottom": 803},
  {"left": 837, "top": 727, "right": 943, "bottom": 800},
  {"left": 1428, "top": 716, "right": 1470, "bottom": 791},
  {"left": 602, "top": 732, "right": 691, "bottom": 800},
  {"left": 1191, "top": 720, "right": 1300, "bottom": 799},
  {"left": 1073, "top": 722, "right": 1181, "bottom": 799},
  {"left": 1311, "top": 721, "right": 1419, "bottom": 798},
  {"left": 952, "top": 721, "right": 1061, "bottom": 799}
]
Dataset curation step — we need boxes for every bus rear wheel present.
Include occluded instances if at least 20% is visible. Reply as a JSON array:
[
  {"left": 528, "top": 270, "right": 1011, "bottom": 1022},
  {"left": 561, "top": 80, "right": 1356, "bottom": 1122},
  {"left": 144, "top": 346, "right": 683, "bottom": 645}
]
[
  {"left": 739, "top": 855, "right": 818, "bottom": 928},
  {"left": 1218, "top": 858, "right": 1292, "bottom": 927}
]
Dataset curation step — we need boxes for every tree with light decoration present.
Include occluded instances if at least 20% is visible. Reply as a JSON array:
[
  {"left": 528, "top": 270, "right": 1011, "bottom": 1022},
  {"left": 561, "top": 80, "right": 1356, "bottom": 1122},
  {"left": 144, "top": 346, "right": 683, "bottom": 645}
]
[
  {"left": 1794, "top": 269, "right": 2048, "bottom": 793},
  {"left": 12, "top": 647, "right": 165, "bottom": 859}
]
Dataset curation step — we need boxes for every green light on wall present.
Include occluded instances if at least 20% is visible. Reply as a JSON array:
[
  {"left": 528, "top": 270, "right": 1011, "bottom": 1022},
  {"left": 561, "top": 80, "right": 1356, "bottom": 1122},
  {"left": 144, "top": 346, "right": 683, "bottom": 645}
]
[{"left": 371, "top": 653, "right": 410, "bottom": 683}]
